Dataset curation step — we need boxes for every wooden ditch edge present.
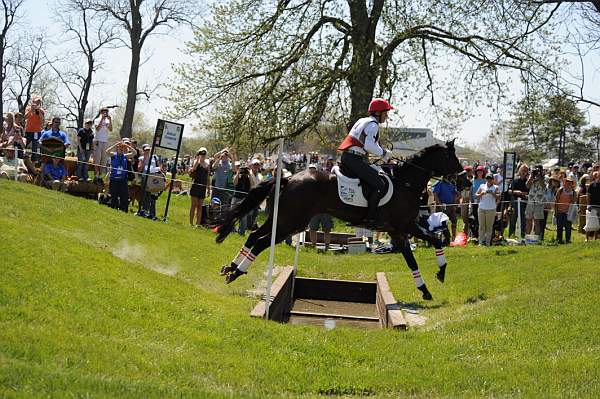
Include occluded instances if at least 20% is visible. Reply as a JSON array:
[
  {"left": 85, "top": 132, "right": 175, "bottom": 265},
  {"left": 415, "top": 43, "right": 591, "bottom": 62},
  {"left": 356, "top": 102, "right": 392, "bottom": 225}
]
[
  {"left": 376, "top": 272, "right": 408, "bottom": 330},
  {"left": 251, "top": 267, "right": 407, "bottom": 330},
  {"left": 250, "top": 266, "right": 295, "bottom": 322}
]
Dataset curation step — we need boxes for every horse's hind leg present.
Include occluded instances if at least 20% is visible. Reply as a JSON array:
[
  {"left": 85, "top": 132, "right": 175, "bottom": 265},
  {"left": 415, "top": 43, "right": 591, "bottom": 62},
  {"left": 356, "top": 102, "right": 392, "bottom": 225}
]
[
  {"left": 220, "top": 219, "right": 273, "bottom": 276},
  {"left": 408, "top": 223, "right": 447, "bottom": 283},
  {"left": 395, "top": 234, "right": 433, "bottom": 300}
]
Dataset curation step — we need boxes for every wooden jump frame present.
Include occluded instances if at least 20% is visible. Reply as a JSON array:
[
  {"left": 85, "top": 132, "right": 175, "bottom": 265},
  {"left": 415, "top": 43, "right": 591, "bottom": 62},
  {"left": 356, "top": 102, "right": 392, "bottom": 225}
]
[{"left": 251, "top": 267, "right": 407, "bottom": 330}]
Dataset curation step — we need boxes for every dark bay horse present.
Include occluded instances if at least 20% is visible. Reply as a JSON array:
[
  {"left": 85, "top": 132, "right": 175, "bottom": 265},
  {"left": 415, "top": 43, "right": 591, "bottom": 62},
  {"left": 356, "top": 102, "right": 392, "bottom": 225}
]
[{"left": 215, "top": 140, "right": 469, "bottom": 300}]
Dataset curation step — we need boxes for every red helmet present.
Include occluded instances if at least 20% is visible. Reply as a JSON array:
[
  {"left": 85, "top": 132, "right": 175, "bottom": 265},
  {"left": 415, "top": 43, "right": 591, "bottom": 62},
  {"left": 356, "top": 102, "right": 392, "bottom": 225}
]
[{"left": 368, "top": 98, "right": 394, "bottom": 113}]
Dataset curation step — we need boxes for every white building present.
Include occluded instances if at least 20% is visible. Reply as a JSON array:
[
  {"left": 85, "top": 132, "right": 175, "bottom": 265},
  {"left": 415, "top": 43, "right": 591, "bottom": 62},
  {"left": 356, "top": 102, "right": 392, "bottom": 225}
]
[
  {"left": 386, "top": 127, "right": 486, "bottom": 162},
  {"left": 387, "top": 127, "right": 442, "bottom": 158}
]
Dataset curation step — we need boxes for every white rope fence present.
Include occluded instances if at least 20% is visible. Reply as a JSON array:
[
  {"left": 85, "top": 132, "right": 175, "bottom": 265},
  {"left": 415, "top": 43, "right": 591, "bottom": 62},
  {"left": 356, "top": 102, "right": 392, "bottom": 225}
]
[
  {"left": 8, "top": 146, "right": 251, "bottom": 195},
  {"left": 3, "top": 145, "right": 600, "bottom": 223}
]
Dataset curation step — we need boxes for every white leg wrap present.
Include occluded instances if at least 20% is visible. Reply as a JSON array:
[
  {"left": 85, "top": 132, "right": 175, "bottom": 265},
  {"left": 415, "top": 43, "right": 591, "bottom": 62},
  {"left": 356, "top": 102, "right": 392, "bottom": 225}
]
[
  {"left": 411, "top": 269, "right": 424, "bottom": 288},
  {"left": 232, "top": 246, "right": 250, "bottom": 266},
  {"left": 435, "top": 249, "right": 446, "bottom": 267},
  {"left": 237, "top": 251, "right": 256, "bottom": 272}
]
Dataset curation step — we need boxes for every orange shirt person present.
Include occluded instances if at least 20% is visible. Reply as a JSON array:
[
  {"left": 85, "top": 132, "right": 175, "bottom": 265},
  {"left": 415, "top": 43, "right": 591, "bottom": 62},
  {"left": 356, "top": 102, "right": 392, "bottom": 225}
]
[{"left": 24, "top": 97, "right": 45, "bottom": 161}]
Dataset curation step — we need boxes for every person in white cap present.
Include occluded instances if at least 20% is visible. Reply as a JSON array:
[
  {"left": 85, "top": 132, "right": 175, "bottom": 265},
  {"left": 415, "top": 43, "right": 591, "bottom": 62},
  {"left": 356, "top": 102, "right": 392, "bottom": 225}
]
[
  {"left": 247, "top": 158, "right": 263, "bottom": 229},
  {"left": 93, "top": 106, "right": 112, "bottom": 180},
  {"left": 211, "top": 148, "right": 233, "bottom": 205},
  {"left": 138, "top": 143, "right": 161, "bottom": 219}
]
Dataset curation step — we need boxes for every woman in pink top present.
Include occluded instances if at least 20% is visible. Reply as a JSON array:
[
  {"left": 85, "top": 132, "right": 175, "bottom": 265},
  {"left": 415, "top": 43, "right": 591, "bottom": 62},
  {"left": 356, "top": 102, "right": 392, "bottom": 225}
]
[{"left": 554, "top": 176, "right": 576, "bottom": 244}]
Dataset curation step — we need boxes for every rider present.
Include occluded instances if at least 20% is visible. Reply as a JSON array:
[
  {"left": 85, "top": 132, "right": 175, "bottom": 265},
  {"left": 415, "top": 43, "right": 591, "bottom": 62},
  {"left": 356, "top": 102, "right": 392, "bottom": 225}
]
[{"left": 338, "top": 98, "right": 394, "bottom": 227}]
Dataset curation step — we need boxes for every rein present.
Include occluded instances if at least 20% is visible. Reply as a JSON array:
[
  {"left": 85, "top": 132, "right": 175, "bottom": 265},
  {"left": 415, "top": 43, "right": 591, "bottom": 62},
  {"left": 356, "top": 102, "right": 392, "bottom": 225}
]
[{"left": 388, "top": 158, "right": 467, "bottom": 188}]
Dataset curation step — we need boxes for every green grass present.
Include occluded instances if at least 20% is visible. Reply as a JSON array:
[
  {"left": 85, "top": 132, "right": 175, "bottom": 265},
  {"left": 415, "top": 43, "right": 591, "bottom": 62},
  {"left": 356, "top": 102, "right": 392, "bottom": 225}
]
[{"left": 1, "top": 180, "right": 600, "bottom": 398}]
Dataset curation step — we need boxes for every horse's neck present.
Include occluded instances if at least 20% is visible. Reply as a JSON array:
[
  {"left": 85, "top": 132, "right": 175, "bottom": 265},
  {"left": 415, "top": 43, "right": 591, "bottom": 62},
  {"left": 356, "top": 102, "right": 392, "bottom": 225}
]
[{"left": 393, "top": 161, "right": 432, "bottom": 192}]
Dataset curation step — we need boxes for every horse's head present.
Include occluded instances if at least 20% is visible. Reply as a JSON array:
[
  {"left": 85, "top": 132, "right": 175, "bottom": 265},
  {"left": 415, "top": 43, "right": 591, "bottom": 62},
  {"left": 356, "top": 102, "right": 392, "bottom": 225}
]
[
  {"left": 441, "top": 139, "right": 464, "bottom": 174},
  {"left": 417, "top": 139, "right": 463, "bottom": 176},
  {"left": 451, "top": 170, "right": 471, "bottom": 192}
]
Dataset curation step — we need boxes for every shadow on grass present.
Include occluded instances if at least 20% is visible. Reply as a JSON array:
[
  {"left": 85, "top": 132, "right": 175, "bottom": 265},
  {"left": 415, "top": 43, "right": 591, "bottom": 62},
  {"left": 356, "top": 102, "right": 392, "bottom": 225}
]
[{"left": 398, "top": 300, "right": 449, "bottom": 311}]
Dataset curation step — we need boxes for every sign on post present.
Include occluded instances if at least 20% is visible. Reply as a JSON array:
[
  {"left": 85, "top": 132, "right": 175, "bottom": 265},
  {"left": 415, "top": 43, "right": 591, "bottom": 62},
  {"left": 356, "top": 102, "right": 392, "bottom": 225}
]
[
  {"left": 154, "top": 119, "right": 184, "bottom": 151},
  {"left": 502, "top": 151, "right": 517, "bottom": 192},
  {"left": 138, "top": 119, "right": 185, "bottom": 221}
]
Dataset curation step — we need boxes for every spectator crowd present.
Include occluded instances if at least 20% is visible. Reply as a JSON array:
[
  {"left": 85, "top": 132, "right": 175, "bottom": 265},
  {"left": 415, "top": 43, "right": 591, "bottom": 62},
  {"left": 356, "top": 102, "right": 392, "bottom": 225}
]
[
  {"left": 2, "top": 99, "right": 599, "bottom": 246},
  {"left": 429, "top": 161, "right": 600, "bottom": 245}
]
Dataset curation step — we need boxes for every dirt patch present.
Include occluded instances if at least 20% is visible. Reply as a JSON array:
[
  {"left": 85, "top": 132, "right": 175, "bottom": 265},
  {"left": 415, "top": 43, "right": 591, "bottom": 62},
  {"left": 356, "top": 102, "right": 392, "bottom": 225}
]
[
  {"left": 401, "top": 306, "right": 428, "bottom": 327},
  {"left": 246, "top": 266, "right": 286, "bottom": 297},
  {"left": 112, "top": 240, "right": 179, "bottom": 277}
]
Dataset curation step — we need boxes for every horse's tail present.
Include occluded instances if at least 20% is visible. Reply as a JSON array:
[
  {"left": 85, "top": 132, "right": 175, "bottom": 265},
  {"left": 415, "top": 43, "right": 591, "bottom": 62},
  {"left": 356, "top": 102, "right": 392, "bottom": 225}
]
[{"left": 215, "top": 178, "right": 288, "bottom": 243}]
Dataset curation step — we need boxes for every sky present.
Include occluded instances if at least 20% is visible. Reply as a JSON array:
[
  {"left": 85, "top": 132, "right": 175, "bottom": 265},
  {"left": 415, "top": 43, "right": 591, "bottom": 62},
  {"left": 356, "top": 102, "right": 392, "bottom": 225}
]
[{"left": 17, "top": 1, "right": 600, "bottom": 148}]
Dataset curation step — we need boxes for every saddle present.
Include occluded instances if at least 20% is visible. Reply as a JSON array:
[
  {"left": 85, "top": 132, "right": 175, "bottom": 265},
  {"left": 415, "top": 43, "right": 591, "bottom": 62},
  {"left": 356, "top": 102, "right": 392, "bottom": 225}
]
[{"left": 331, "top": 165, "right": 393, "bottom": 207}]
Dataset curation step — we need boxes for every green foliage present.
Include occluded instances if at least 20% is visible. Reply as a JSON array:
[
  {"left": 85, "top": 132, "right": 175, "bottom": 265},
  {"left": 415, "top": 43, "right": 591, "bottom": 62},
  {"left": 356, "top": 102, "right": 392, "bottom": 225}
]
[
  {"left": 507, "top": 92, "right": 590, "bottom": 164},
  {"left": 584, "top": 126, "right": 600, "bottom": 162},
  {"left": 169, "top": 0, "right": 563, "bottom": 146},
  {"left": 3, "top": 180, "right": 600, "bottom": 397}
]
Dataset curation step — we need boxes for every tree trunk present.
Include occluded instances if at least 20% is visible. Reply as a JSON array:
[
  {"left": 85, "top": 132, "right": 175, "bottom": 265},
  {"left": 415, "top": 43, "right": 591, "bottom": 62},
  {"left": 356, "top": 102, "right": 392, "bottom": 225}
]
[
  {"left": 347, "top": 0, "right": 377, "bottom": 125},
  {"left": 121, "top": 3, "right": 143, "bottom": 139},
  {"left": 0, "top": 45, "right": 4, "bottom": 134},
  {"left": 78, "top": 56, "right": 95, "bottom": 129},
  {"left": 559, "top": 126, "right": 566, "bottom": 165},
  {"left": 120, "top": 45, "right": 140, "bottom": 138}
]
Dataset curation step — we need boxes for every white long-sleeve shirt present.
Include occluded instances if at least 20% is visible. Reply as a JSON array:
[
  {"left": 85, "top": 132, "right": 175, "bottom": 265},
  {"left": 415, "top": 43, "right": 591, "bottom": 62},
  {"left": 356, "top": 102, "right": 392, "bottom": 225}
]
[{"left": 347, "top": 116, "right": 385, "bottom": 156}]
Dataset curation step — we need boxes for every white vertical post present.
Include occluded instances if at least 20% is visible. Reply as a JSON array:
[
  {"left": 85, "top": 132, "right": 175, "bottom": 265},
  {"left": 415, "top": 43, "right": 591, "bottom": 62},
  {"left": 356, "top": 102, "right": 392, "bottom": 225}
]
[
  {"left": 289, "top": 230, "right": 302, "bottom": 301},
  {"left": 14, "top": 144, "right": 18, "bottom": 182},
  {"left": 293, "top": 231, "right": 302, "bottom": 271},
  {"left": 517, "top": 197, "right": 522, "bottom": 239},
  {"left": 265, "top": 138, "right": 284, "bottom": 320}
]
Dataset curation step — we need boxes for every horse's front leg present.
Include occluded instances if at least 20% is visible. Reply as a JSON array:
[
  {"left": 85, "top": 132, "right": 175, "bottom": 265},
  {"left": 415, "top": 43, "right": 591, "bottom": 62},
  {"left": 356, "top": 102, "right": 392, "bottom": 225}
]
[
  {"left": 392, "top": 233, "right": 433, "bottom": 300},
  {"left": 408, "top": 223, "right": 447, "bottom": 283}
]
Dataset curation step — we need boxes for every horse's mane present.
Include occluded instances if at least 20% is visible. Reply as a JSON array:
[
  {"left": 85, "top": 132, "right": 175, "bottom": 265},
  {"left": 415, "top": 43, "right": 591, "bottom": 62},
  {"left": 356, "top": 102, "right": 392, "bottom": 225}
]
[
  {"left": 391, "top": 143, "right": 450, "bottom": 179},
  {"left": 404, "top": 143, "right": 447, "bottom": 164}
]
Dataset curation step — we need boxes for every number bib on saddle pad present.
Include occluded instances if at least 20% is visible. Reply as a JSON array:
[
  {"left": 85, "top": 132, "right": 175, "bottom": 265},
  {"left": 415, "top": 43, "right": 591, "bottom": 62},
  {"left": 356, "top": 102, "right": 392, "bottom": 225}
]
[{"left": 331, "top": 165, "right": 393, "bottom": 207}]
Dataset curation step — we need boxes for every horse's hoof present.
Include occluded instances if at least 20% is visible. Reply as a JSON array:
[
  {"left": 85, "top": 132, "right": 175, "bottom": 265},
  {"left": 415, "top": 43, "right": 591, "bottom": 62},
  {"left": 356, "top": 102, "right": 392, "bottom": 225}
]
[
  {"left": 220, "top": 264, "right": 235, "bottom": 276},
  {"left": 417, "top": 284, "right": 433, "bottom": 301},
  {"left": 225, "top": 268, "right": 247, "bottom": 284},
  {"left": 436, "top": 264, "right": 446, "bottom": 283}
]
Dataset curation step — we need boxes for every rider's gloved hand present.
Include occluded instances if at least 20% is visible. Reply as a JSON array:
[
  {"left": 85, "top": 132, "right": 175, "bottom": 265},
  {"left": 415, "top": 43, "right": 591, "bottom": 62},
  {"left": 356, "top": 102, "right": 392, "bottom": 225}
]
[{"left": 382, "top": 149, "right": 393, "bottom": 162}]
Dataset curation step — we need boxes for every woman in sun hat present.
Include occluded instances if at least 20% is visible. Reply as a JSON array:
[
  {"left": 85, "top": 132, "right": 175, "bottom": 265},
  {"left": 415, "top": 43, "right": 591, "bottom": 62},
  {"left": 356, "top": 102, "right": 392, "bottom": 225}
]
[{"left": 189, "top": 147, "right": 210, "bottom": 226}]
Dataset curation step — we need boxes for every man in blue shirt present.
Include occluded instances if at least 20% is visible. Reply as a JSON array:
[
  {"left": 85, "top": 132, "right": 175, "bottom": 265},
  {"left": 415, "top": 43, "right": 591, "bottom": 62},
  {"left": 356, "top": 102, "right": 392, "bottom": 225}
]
[
  {"left": 42, "top": 157, "right": 66, "bottom": 191},
  {"left": 433, "top": 176, "right": 458, "bottom": 241},
  {"left": 40, "top": 117, "right": 70, "bottom": 146}
]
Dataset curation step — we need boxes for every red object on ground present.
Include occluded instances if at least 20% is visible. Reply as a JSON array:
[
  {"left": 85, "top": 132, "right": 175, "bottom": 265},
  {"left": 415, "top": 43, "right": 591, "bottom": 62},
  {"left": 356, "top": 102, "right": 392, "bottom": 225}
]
[{"left": 450, "top": 232, "right": 468, "bottom": 247}]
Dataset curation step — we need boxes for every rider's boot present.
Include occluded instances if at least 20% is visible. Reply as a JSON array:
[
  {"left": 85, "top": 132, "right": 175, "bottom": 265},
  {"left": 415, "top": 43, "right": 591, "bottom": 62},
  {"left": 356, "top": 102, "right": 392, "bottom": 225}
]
[{"left": 364, "top": 190, "right": 384, "bottom": 229}]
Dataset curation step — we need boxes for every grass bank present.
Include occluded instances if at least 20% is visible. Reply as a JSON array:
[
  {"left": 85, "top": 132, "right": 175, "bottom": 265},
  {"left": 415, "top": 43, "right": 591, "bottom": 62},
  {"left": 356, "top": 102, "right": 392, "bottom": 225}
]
[{"left": 1, "top": 180, "right": 599, "bottom": 398}]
